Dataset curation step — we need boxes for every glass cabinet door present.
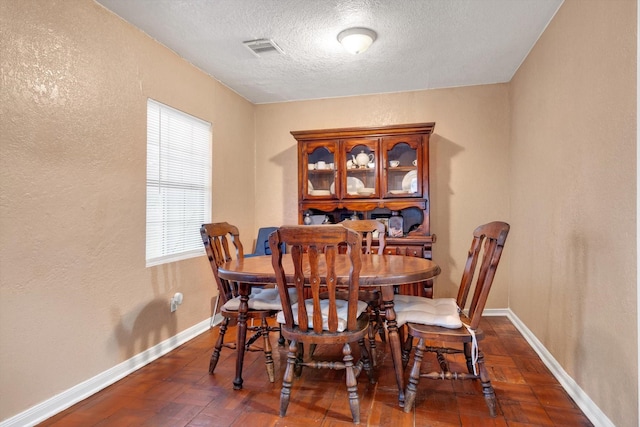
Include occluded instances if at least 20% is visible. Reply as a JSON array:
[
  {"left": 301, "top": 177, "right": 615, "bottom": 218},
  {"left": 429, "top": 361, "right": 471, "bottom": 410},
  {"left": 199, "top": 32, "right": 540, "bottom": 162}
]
[
  {"left": 303, "top": 140, "right": 337, "bottom": 199},
  {"left": 382, "top": 135, "right": 422, "bottom": 197},
  {"left": 343, "top": 138, "right": 379, "bottom": 198}
]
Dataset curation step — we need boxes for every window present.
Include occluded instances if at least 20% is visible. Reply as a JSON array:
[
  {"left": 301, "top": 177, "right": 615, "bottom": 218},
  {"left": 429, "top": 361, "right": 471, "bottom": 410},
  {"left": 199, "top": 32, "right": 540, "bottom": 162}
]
[{"left": 146, "top": 99, "right": 212, "bottom": 266}]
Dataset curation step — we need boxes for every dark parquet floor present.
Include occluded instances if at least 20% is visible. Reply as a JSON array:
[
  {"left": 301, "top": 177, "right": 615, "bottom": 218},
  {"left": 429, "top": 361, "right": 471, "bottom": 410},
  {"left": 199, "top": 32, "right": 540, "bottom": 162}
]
[{"left": 38, "top": 316, "right": 593, "bottom": 426}]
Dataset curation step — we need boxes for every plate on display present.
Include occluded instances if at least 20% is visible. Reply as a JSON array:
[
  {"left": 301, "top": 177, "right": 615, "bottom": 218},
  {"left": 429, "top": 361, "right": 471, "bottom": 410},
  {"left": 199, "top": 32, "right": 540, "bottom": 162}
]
[
  {"left": 346, "top": 177, "right": 365, "bottom": 195},
  {"left": 308, "top": 180, "right": 313, "bottom": 191},
  {"left": 357, "top": 187, "right": 375, "bottom": 196},
  {"left": 330, "top": 181, "right": 335, "bottom": 194},
  {"left": 402, "top": 170, "right": 418, "bottom": 193}
]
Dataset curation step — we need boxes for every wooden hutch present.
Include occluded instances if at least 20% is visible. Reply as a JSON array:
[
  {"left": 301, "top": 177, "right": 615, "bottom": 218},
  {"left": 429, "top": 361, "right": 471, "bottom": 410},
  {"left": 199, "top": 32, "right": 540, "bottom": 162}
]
[{"left": 292, "top": 123, "right": 436, "bottom": 296}]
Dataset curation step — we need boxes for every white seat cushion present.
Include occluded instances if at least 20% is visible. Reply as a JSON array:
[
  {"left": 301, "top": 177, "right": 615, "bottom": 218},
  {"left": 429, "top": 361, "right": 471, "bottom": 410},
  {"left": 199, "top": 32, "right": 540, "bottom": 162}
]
[
  {"left": 222, "top": 287, "right": 297, "bottom": 311},
  {"left": 277, "top": 299, "right": 368, "bottom": 332},
  {"left": 393, "top": 295, "right": 462, "bottom": 329}
]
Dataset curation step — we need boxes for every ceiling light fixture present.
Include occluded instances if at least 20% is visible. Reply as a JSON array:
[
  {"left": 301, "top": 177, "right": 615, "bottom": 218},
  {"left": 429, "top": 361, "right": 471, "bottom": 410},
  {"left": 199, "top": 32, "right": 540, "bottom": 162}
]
[{"left": 337, "top": 27, "right": 377, "bottom": 54}]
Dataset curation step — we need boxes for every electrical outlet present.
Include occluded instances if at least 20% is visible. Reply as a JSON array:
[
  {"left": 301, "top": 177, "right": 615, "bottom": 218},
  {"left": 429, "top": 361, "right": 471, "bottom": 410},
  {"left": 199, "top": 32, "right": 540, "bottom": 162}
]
[{"left": 170, "top": 292, "right": 183, "bottom": 312}]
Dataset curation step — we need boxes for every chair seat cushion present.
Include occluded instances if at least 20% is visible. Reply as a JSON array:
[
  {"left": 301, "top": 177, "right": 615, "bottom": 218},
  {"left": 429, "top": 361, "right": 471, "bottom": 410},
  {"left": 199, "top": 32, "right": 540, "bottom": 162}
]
[
  {"left": 222, "top": 287, "right": 297, "bottom": 311},
  {"left": 277, "top": 299, "right": 368, "bottom": 332},
  {"left": 393, "top": 295, "right": 462, "bottom": 329}
]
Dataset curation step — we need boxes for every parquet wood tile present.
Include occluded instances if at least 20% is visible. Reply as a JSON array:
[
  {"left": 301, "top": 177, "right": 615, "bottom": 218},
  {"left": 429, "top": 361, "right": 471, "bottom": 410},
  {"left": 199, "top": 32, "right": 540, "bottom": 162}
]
[
  {"left": 414, "top": 409, "right": 462, "bottom": 427},
  {"left": 499, "top": 400, "right": 555, "bottom": 425},
  {"left": 37, "top": 316, "right": 594, "bottom": 427},
  {"left": 513, "top": 356, "right": 551, "bottom": 374},
  {"left": 492, "top": 383, "right": 539, "bottom": 404},
  {"left": 489, "top": 365, "right": 528, "bottom": 384},
  {"left": 531, "top": 385, "right": 579, "bottom": 409},
  {"left": 457, "top": 413, "right": 509, "bottom": 427},
  {"left": 544, "top": 406, "right": 594, "bottom": 426}
]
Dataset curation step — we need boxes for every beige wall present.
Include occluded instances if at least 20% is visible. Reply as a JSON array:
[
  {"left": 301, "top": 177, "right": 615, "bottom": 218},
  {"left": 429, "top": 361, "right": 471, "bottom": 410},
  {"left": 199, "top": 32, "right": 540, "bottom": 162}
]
[
  {"left": 0, "top": 0, "right": 637, "bottom": 425},
  {"left": 509, "top": 0, "right": 637, "bottom": 425},
  {"left": 0, "top": 0, "right": 255, "bottom": 419}
]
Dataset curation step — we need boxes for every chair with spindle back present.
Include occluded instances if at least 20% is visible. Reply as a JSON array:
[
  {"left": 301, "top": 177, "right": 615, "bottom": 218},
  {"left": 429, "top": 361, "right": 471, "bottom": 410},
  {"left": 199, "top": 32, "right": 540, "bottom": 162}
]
[
  {"left": 397, "top": 221, "right": 510, "bottom": 417},
  {"left": 269, "top": 225, "right": 375, "bottom": 424},
  {"left": 200, "top": 222, "right": 296, "bottom": 390}
]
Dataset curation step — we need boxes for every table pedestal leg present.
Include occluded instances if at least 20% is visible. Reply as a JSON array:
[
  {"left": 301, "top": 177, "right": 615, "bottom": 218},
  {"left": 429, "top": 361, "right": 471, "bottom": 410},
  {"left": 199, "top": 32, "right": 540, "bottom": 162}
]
[
  {"left": 381, "top": 287, "right": 404, "bottom": 406},
  {"left": 233, "top": 282, "right": 249, "bottom": 390}
]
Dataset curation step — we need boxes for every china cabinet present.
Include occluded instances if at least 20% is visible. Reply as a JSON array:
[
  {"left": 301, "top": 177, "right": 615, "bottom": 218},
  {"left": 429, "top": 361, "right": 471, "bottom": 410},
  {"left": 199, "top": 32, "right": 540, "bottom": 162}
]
[{"left": 292, "top": 123, "right": 436, "bottom": 296}]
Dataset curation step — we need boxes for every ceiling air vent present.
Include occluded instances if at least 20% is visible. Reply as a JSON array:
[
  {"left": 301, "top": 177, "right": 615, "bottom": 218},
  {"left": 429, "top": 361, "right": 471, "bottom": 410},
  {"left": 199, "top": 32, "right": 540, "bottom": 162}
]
[{"left": 243, "top": 38, "right": 284, "bottom": 57}]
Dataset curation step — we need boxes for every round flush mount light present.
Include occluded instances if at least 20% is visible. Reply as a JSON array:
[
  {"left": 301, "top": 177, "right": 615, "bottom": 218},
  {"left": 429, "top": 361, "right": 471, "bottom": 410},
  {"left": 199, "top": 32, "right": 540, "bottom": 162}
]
[{"left": 337, "top": 27, "right": 377, "bottom": 54}]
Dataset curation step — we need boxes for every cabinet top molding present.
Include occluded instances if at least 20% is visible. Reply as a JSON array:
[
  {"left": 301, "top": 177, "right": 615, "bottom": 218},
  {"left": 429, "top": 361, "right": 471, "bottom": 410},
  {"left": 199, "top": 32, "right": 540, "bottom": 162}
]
[{"left": 291, "top": 122, "right": 435, "bottom": 140}]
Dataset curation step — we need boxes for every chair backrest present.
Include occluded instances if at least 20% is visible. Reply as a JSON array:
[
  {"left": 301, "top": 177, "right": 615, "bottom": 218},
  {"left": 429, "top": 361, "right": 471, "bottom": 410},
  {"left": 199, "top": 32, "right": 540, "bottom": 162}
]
[
  {"left": 456, "top": 221, "right": 510, "bottom": 329},
  {"left": 269, "top": 225, "right": 363, "bottom": 334},
  {"left": 200, "top": 222, "right": 245, "bottom": 304},
  {"left": 339, "top": 219, "right": 386, "bottom": 255}
]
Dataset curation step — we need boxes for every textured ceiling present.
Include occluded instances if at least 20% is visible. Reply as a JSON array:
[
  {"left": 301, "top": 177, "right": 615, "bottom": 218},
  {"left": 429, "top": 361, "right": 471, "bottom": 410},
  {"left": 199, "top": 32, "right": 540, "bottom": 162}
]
[{"left": 95, "top": 0, "right": 564, "bottom": 104}]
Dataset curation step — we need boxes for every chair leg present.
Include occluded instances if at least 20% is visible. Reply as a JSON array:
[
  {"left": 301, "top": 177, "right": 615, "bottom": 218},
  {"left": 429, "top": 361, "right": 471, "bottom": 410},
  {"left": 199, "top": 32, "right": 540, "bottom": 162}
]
[
  {"left": 278, "top": 328, "right": 285, "bottom": 346},
  {"left": 234, "top": 304, "right": 249, "bottom": 390},
  {"left": 435, "top": 349, "right": 448, "bottom": 372},
  {"left": 279, "top": 339, "right": 297, "bottom": 418},
  {"left": 294, "top": 342, "right": 304, "bottom": 377},
  {"left": 261, "top": 317, "right": 275, "bottom": 382},
  {"left": 464, "top": 342, "right": 474, "bottom": 374},
  {"left": 477, "top": 350, "right": 497, "bottom": 417},
  {"left": 403, "top": 337, "right": 425, "bottom": 413},
  {"left": 342, "top": 343, "right": 360, "bottom": 424},
  {"left": 375, "top": 306, "right": 386, "bottom": 342},
  {"left": 401, "top": 326, "right": 413, "bottom": 369},
  {"left": 358, "top": 338, "right": 376, "bottom": 384},
  {"left": 367, "top": 317, "right": 378, "bottom": 367},
  {"left": 308, "top": 343, "right": 317, "bottom": 358},
  {"left": 209, "top": 317, "right": 229, "bottom": 374}
]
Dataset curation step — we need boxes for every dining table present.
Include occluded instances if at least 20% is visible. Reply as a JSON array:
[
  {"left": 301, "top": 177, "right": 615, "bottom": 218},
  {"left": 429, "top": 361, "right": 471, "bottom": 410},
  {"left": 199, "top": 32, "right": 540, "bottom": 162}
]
[{"left": 217, "top": 253, "right": 440, "bottom": 406}]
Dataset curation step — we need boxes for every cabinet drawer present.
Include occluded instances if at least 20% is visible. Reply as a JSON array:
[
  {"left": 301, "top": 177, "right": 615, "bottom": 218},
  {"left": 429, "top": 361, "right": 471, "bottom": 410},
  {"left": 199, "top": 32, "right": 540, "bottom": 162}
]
[
  {"left": 404, "top": 246, "right": 424, "bottom": 257},
  {"left": 384, "top": 246, "right": 424, "bottom": 257},
  {"left": 383, "top": 247, "right": 400, "bottom": 255}
]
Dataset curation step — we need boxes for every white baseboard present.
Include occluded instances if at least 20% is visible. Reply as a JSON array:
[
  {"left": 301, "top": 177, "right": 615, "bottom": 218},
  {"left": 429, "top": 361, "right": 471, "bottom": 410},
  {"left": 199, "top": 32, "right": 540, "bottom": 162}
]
[
  {"left": 0, "top": 316, "right": 220, "bottom": 427},
  {"left": 484, "top": 308, "right": 614, "bottom": 427},
  {"left": 2, "top": 310, "right": 613, "bottom": 427}
]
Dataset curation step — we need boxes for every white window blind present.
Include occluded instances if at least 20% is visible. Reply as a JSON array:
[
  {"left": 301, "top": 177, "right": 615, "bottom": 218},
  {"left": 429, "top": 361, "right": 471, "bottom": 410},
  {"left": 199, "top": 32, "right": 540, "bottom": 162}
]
[{"left": 146, "top": 99, "right": 212, "bottom": 267}]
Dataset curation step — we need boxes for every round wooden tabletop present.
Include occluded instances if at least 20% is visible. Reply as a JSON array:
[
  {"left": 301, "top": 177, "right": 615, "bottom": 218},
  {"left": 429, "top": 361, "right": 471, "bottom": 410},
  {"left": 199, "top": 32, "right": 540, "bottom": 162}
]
[{"left": 218, "top": 254, "right": 441, "bottom": 287}]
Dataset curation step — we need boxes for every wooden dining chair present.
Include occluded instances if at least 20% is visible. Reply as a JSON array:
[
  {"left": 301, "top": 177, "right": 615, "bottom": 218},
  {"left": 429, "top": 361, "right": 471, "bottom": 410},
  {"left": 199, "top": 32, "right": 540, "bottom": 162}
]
[
  {"left": 269, "top": 225, "right": 375, "bottom": 424},
  {"left": 339, "top": 219, "right": 387, "bottom": 360},
  {"left": 339, "top": 219, "right": 386, "bottom": 256},
  {"left": 200, "top": 222, "right": 296, "bottom": 390},
  {"left": 397, "top": 221, "right": 510, "bottom": 417}
]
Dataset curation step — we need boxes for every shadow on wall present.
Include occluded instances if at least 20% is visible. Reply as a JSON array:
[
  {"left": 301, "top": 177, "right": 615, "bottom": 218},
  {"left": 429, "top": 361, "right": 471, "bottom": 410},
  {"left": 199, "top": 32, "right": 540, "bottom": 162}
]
[
  {"left": 111, "top": 299, "right": 178, "bottom": 364},
  {"left": 269, "top": 143, "right": 299, "bottom": 225},
  {"left": 551, "top": 230, "right": 589, "bottom": 377},
  {"left": 429, "top": 134, "right": 464, "bottom": 298},
  {"left": 210, "top": 295, "right": 219, "bottom": 318}
]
